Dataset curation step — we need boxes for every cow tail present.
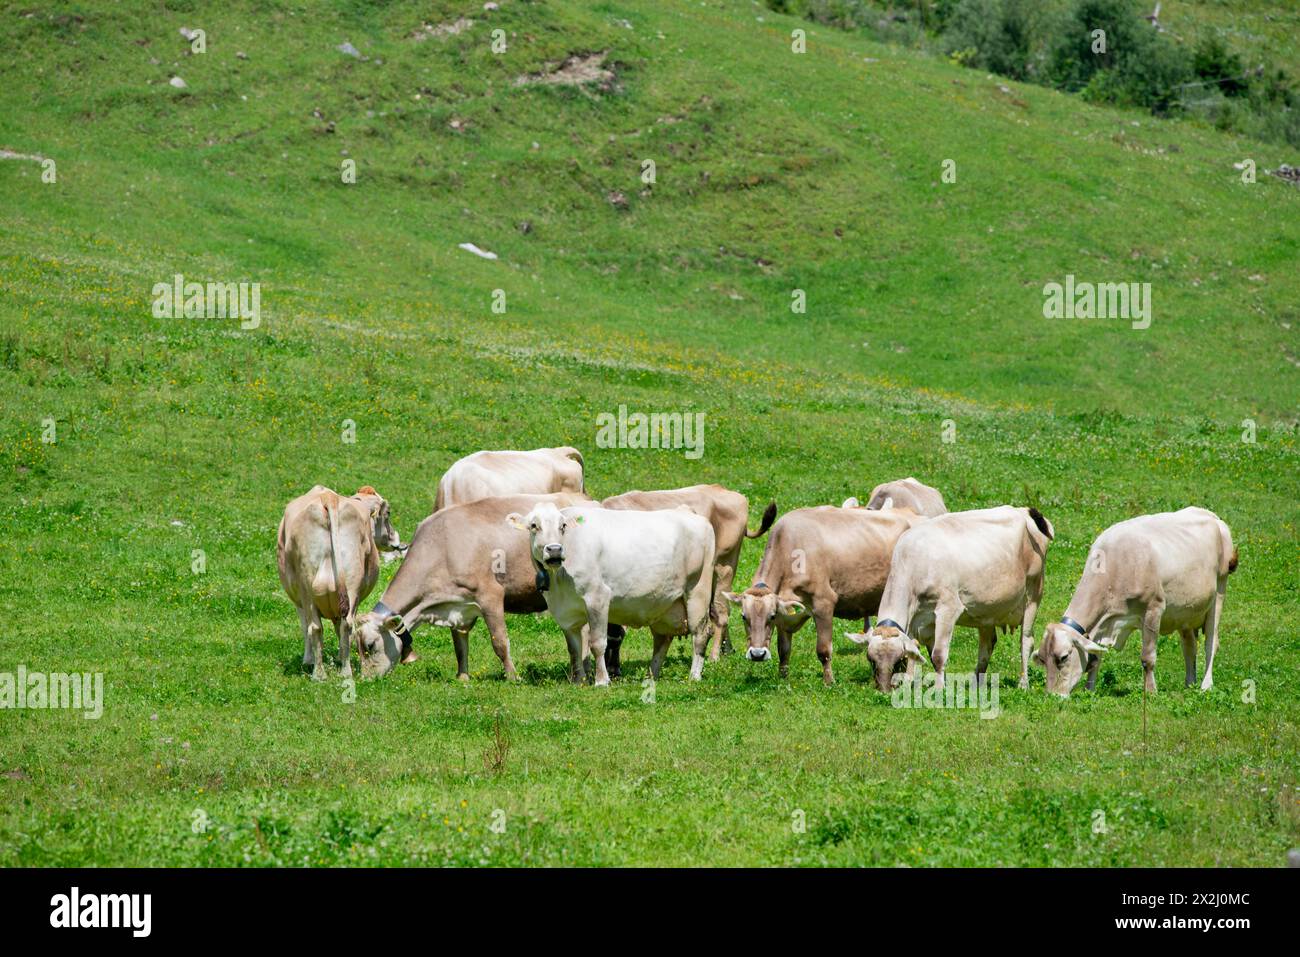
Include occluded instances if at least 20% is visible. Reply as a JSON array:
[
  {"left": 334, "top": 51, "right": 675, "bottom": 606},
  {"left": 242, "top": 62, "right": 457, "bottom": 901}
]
[
  {"left": 746, "top": 502, "right": 777, "bottom": 539},
  {"left": 1028, "top": 506, "right": 1054, "bottom": 541},
  {"left": 563, "top": 447, "right": 585, "bottom": 492},
  {"left": 324, "top": 493, "right": 349, "bottom": 620},
  {"left": 1228, "top": 547, "right": 1239, "bottom": 574}
]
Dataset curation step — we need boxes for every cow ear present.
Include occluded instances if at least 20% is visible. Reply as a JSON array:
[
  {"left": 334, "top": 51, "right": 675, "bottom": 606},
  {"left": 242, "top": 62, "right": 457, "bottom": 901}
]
[
  {"left": 778, "top": 599, "right": 805, "bottom": 617},
  {"left": 1069, "top": 633, "right": 1106, "bottom": 656},
  {"left": 846, "top": 632, "right": 869, "bottom": 645},
  {"left": 903, "top": 638, "right": 925, "bottom": 661},
  {"left": 722, "top": 591, "right": 742, "bottom": 605},
  {"left": 504, "top": 512, "right": 527, "bottom": 531},
  {"left": 1031, "top": 646, "right": 1046, "bottom": 666},
  {"left": 382, "top": 614, "right": 403, "bottom": 631}
]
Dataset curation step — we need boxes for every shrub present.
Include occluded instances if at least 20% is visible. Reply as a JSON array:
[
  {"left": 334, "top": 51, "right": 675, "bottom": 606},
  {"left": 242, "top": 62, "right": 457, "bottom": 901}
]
[
  {"left": 1192, "top": 36, "right": 1248, "bottom": 98},
  {"left": 942, "top": 0, "right": 1044, "bottom": 81},
  {"left": 1047, "top": 0, "right": 1191, "bottom": 114}
]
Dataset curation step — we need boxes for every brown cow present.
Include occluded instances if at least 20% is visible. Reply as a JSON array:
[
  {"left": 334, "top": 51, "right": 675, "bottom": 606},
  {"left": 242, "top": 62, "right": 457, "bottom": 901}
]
[
  {"left": 277, "top": 485, "right": 402, "bottom": 680},
  {"left": 351, "top": 492, "right": 590, "bottom": 680},
  {"left": 724, "top": 505, "right": 927, "bottom": 685},
  {"left": 600, "top": 484, "right": 775, "bottom": 674}
]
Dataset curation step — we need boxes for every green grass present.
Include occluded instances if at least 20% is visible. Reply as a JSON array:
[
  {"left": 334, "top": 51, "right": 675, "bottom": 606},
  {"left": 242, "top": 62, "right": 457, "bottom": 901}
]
[{"left": 0, "top": 0, "right": 1297, "bottom": 866}]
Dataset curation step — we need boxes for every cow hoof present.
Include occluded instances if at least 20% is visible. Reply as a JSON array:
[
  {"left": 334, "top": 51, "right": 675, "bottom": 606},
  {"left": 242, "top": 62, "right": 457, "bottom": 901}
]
[
  {"left": 310, "top": 667, "right": 328, "bottom": 682},
  {"left": 594, "top": 678, "right": 610, "bottom": 688},
  {"left": 1018, "top": 678, "right": 1029, "bottom": 690},
  {"left": 504, "top": 671, "right": 520, "bottom": 682},
  {"left": 456, "top": 673, "right": 470, "bottom": 683},
  {"left": 401, "top": 650, "right": 420, "bottom": 664}
]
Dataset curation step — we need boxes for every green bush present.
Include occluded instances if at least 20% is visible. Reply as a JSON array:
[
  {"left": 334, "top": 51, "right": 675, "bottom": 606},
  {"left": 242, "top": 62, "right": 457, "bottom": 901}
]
[
  {"left": 942, "top": 0, "right": 1044, "bottom": 81},
  {"left": 1192, "top": 36, "right": 1249, "bottom": 98},
  {"left": 1046, "top": 0, "right": 1191, "bottom": 114}
]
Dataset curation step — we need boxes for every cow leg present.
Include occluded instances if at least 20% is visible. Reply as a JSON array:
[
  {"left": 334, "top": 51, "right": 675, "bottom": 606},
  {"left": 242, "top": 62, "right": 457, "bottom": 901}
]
[
  {"left": 304, "top": 607, "right": 328, "bottom": 682},
  {"left": 297, "top": 604, "right": 316, "bottom": 669},
  {"left": 812, "top": 597, "right": 836, "bottom": 686},
  {"left": 481, "top": 602, "right": 517, "bottom": 681},
  {"left": 451, "top": 627, "right": 471, "bottom": 682},
  {"left": 604, "top": 625, "right": 624, "bottom": 680},
  {"left": 709, "top": 558, "right": 739, "bottom": 662},
  {"left": 686, "top": 570, "right": 715, "bottom": 682},
  {"left": 1019, "top": 599, "right": 1040, "bottom": 690},
  {"left": 976, "top": 626, "right": 997, "bottom": 687},
  {"left": 563, "top": 626, "right": 586, "bottom": 684},
  {"left": 929, "top": 603, "right": 961, "bottom": 692},
  {"left": 776, "top": 628, "right": 793, "bottom": 679},
  {"left": 1140, "top": 603, "right": 1163, "bottom": 694},
  {"left": 585, "top": 604, "right": 612, "bottom": 688},
  {"left": 649, "top": 630, "right": 673, "bottom": 680},
  {"left": 580, "top": 625, "right": 595, "bottom": 678},
  {"left": 691, "top": 605, "right": 712, "bottom": 681},
  {"left": 1179, "top": 628, "right": 1197, "bottom": 687},
  {"left": 336, "top": 616, "right": 354, "bottom": 679},
  {"left": 1201, "top": 583, "right": 1224, "bottom": 691},
  {"left": 1085, "top": 654, "right": 1100, "bottom": 691}
]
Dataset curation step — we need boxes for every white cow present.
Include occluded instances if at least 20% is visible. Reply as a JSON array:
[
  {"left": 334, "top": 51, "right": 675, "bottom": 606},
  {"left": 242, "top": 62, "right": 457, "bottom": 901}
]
[
  {"left": 841, "top": 477, "right": 948, "bottom": 517},
  {"left": 506, "top": 503, "right": 716, "bottom": 686},
  {"left": 1035, "top": 507, "right": 1237, "bottom": 696},
  {"left": 849, "top": 505, "right": 1054, "bottom": 690},
  {"left": 435, "top": 447, "right": 584, "bottom": 509}
]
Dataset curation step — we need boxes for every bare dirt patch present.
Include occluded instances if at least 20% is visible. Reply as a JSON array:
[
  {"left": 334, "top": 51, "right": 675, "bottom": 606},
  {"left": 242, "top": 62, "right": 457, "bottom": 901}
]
[
  {"left": 411, "top": 17, "right": 473, "bottom": 41},
  {"left": 515, "top": 52, "right": 615, "bottom": 92}
]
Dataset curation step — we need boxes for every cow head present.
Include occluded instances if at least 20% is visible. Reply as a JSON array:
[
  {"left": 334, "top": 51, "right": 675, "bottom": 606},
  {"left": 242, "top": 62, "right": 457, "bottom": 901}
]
[
  {"left": 847, "top": 623, "right": 926, "bottom": 692},
  {"left": 1033, "top": 622, "right": 1106, "bottom": 696},
  {"left": 507, "top": 502, "right": 569, "bottom": 568},
  {"left": 722, "top": 586, "right": 806, "bottom": 661},
  {"left": 353, "top": 486, "right": 403, "bottom": 553},
  {"left": 352, "top": 611, "right": 405, "bottom": 679}
]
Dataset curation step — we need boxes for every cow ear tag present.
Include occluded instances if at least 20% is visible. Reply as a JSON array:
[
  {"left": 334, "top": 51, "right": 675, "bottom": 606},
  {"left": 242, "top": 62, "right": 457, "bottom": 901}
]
[{"left": 575, "top": 514, "right": 585, "bottom": 524}]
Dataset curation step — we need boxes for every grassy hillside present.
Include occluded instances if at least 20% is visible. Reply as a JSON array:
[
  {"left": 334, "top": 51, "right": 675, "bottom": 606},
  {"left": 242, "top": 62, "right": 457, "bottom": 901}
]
[{"left": 0, "top": 0, "right": 1296, "bottom": 865}]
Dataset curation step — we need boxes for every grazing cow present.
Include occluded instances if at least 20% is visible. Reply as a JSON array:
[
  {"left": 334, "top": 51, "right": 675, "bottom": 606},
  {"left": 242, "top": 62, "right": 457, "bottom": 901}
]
[
  {"left": 1035, "top": 507, "right": 1236, "bottom": 696},
  {"left": 724, "top": 506, "right": 927, "bottom": 685},
  {"left": 507, "top": 503, "right": 716, "bottom": 686},
  {"left": 856, "top": 477, "right": 948, "bottom": 517},
  {"left": 277, "top": 485, "right": 403, "bottom": 680},
  {"left": 848, "top": 506, "right": 1054, "bottom": 691},
  {"left": 601, "top": 484, "right": 775, "bottom": 668},
  {"left": 435, "top": 447, "right": 584, "bottom": 509},
  {"left": 351, "top": 492, "right": 590, "bottom": 681}
]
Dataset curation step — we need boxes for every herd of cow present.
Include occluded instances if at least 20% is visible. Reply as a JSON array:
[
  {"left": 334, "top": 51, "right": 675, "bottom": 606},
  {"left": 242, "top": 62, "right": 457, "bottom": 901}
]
[{"left": 276, "top": 446, "right": 1238, "bottom": 697}]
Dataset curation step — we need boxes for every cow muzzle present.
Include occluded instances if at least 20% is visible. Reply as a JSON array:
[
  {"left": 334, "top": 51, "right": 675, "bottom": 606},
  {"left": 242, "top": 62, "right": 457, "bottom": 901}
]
[
  {"left": 746, "top": 647, "right": 771, "bottom": 662},
  {"left": 542, "top": 543, "right": 564, "bottom": 566}
]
